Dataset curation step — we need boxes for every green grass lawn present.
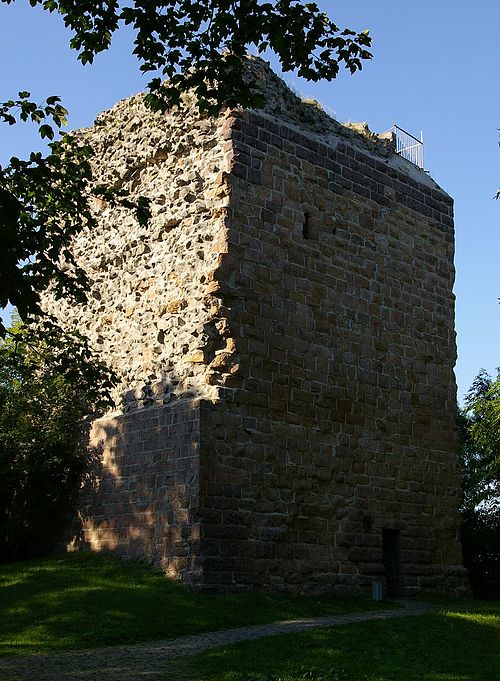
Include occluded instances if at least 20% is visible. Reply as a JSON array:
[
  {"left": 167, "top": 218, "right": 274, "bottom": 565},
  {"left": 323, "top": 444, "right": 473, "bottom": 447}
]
[
  {"left": 0, "top": 552, "right": 392, "bottom": 657},
  {"left": 183, "top": 600, "right": 500, "bottom": 681}
]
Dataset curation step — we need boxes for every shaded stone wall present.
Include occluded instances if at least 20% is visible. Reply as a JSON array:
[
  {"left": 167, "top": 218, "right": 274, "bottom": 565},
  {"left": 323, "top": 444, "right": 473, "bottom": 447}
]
[
  {"left": 195, "top": 109, "right": 466, "bottom": 594},
  {"left": 70, "top": 400, "right": 203, "bottom": 585}
]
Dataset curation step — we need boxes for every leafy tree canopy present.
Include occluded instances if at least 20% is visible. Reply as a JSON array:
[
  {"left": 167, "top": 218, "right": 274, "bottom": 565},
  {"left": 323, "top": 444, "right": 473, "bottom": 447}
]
[
  {"left": 2, "top": 0, "right": 372, "bottom": 114},
  {"left": 1, "top": 318, "right": 117, "bottom": 410},
  {"left": 459, "top": 368, "right": 500, "bottom": 511},
  {"left": 0, "top": 95, "right": 150, "bottom": 336},
  {"left": 0, "top": 0, "right": 371, "bottom": 334}
]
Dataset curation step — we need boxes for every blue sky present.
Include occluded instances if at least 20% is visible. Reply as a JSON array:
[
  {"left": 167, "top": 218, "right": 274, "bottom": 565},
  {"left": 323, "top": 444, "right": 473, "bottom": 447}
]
[{"left": 1, "top": 1, "right": 498, "bottom": 401}]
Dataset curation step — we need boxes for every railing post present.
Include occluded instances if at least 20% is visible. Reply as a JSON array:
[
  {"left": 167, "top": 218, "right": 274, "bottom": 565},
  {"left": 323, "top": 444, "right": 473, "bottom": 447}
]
[{"left": 386, "top": 124, "right": 425, "bottom": 169}]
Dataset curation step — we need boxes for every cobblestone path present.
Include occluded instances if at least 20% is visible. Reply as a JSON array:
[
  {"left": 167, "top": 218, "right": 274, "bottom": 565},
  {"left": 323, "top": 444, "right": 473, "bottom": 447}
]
[{"left": 0, "top": 601, "right": 437, "bottom": 681}]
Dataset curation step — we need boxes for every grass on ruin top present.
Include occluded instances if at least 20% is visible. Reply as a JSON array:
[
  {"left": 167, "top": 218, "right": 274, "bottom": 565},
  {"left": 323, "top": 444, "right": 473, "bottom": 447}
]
[
  {"left": 0, "top": 552, "right": 393, "bottom": 657},
  {"left": 181, "top": 599, "right": 500, "bottom": 681}
]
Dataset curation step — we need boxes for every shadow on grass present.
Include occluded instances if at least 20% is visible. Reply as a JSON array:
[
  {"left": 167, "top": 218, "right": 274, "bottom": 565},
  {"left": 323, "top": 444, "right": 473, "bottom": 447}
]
[
  {"left": 183, "top": 604, "right": 500, "bottom": 681},
  {"left": 0, "top": 552, "right": 392, "bottom": 657}
]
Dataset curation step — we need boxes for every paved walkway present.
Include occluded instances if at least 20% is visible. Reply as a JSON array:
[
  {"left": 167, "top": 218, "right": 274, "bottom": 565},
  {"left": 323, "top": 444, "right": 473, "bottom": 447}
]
[{"left": 0, "top": 601, "right": 437, "bottom": 681}]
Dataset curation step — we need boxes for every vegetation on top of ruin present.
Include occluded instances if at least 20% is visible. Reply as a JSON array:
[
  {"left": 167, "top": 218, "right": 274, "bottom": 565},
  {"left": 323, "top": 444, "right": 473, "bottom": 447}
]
[{"left": 239, "top": 59, "right": 397, "bottom": 159}]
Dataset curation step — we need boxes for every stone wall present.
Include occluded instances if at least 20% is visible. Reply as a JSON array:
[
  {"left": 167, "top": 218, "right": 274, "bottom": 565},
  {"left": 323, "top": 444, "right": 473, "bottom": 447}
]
[
  {"left": 69, "top": 400, "right": 203, "bottom": 585},
  {"left": 195, "top": 107, "right": 466, "bottom": 593},
  {"left": 43, "top": 91, "right": 236, "bottom": 411},
  {"left": 45, "top": 61, "right": 467, "bottom": 595}
]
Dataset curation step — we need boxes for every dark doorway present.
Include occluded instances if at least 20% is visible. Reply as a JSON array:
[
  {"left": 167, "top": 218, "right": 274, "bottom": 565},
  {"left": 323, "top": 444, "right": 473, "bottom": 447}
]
[{"left": 382, "top": 529, "right": 402, "bottom": 597}]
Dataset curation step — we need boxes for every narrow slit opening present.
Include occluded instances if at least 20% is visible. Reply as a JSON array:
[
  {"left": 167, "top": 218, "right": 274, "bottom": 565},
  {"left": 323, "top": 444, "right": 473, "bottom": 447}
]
[{"left": 302, "top": 212, "right": 311, "bottom": 239}]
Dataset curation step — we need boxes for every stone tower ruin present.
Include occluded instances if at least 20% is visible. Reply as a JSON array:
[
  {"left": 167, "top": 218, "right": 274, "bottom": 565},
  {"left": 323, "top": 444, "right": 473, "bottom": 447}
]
[{"left": 44, "top": 62, "right": 467, "bottom": 595}]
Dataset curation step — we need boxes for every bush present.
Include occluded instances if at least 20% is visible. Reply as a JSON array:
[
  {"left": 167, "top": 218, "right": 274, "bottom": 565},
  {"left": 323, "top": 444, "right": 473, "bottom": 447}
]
[
  {"left": 458, "top": 370, "right": 500, "bottom": 599},
  {"left": 0, "top": 319, "right": 114, "bottom": 561},
  {"left": 461, "top": 506, "right": 500, "bottom": 599}
]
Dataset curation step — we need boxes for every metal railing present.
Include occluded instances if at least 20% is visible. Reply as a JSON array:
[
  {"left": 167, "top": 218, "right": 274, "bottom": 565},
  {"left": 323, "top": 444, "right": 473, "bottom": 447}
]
[{"left": 388, "top": 124, "right": 424, "bottom": 169}]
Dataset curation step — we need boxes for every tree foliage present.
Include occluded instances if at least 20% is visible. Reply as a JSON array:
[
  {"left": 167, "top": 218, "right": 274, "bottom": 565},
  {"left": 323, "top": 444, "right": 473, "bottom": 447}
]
[
  {"left": 0, "top": 1, "right": 371, "bottom": 332},
  {"left": 458, "top": 369, "right": 500, "bottom": 598},
  {"left": 1, "top": 96, "right": 94, "bottom": 335},
  {"left": 0, "top": 319, "right": 116, "bottom": 561},
  {"left": 460, "top": 369, "right": 500, "bottom": 507},
  {"left": 0, "top": 94, "right": 150, "bottom": 336},
  {"left": 3, "top": 0, "right": 372, "bottom": 114}
]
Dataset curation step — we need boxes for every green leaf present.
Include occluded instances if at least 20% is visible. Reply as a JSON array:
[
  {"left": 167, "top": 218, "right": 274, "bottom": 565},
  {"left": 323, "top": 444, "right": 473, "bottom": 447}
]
[{"left": 39, "top": 124, "right": 55, "bottom": 140}]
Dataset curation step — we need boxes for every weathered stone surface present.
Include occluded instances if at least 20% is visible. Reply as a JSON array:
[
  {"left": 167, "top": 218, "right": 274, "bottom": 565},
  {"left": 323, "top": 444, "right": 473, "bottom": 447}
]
[
  {"left": 43, "top": 91, "right": 234, "bottom": 411},
  {"left": 44, "top": 60, "right": 467, "bottom": 596},
  {"left": 68, "top": 400, "right": 203, "bottom": 583}
]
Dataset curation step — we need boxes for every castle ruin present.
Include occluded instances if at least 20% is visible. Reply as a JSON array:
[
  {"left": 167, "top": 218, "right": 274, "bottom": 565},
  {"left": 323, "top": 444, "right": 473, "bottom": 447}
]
[{"left": 44, "top": 63, "right": 467, "bottom": 595}]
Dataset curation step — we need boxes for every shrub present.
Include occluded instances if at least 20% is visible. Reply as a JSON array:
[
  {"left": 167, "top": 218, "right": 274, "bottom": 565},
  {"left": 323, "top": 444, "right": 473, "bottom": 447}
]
[
  {"left": 0, "top": 319, "right": 114, "bottom": 561},
  {"left": 458, "top": 370, "right": 500, "bottom": 598}
]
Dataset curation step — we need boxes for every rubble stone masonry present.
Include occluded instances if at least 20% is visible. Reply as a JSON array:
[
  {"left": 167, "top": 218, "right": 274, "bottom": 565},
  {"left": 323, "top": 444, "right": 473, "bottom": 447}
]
[{"left": 45, "top": 62, "right": 468, "bottom": 595}]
